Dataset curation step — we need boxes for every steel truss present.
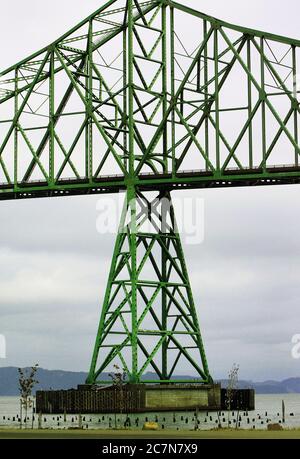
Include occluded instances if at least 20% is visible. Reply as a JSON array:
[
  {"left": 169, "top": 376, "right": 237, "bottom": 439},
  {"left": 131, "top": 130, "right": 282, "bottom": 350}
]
[
  {"left": 87, "top": 189, "right": 210, "bottom": 384},
  {"left": 0, "top": 0, "right": 300, "bottom": 199},
  {"left": 1, "top": 0, "right": 300, "bottom": 383}
]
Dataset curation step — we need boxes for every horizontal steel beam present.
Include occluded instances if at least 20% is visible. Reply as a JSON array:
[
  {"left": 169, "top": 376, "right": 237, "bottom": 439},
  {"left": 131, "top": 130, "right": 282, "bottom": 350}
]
[{"left": 1, "top": 166, "right": 300, "bottom": 200}]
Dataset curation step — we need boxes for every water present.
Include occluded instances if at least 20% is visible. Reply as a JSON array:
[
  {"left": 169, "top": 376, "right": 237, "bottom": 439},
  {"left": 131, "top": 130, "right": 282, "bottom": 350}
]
[{"left": 0, "top": 394, "right": 300, "bottom": 430}]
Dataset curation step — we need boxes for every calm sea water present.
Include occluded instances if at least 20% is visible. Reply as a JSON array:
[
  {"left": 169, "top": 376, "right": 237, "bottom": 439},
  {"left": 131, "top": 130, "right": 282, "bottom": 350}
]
[{"left": 0, "top": 394, "right": 300, "bottom": 430}]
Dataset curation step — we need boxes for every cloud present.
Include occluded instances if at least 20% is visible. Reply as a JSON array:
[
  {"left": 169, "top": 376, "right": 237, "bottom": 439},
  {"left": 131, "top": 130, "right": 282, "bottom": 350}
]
[
  {"left": 1, "top": 185, "right": 299, "bottom": 380},
  {"left": 1, "top": 0, "right": 300, "bottom": 381}
]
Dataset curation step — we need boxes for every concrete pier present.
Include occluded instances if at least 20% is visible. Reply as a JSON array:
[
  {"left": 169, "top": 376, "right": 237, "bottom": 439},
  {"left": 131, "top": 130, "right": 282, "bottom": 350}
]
[
  {"left": 36, "top": 384, "right": 254, "bottom": 414},
  {"left": 145, "top": 384, "right": 220, "bottom": 411}
]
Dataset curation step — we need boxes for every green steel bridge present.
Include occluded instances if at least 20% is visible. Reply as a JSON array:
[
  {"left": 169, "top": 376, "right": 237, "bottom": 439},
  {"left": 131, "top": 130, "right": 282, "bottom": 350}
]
[{"left": 1, "top": 0, "right": 300, "bottom": 385}]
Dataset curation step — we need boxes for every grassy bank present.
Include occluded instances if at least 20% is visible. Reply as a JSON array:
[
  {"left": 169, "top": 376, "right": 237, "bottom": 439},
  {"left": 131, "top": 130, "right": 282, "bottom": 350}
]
[{"left": 0, "top": 428, "right": 300, "bottom": 439}]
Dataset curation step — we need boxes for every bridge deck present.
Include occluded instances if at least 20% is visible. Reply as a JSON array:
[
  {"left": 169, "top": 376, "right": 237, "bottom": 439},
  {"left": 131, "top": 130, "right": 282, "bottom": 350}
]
[{"left": 1, "top": 165, "right": 300, "bottom": 200}]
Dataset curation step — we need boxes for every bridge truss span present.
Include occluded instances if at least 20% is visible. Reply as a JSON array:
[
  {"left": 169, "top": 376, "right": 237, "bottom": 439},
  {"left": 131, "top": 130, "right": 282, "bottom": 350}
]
[
  {"left": 1, "top": 0, "right": 300, "bottom": 385},
  {"left": 0, "top": 0, "right": 300, "bottom": 200}
]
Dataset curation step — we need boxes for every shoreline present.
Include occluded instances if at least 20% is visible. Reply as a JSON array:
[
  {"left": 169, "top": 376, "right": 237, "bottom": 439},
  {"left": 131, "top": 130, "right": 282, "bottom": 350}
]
[{"left": 0, "top": 428, "right": 300, "bottom": 439}]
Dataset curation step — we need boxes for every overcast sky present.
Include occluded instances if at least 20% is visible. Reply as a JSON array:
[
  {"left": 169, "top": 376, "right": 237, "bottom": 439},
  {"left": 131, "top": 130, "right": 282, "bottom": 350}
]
[{"left": 1, "top": 0, "right": 300, "bottom": 382}]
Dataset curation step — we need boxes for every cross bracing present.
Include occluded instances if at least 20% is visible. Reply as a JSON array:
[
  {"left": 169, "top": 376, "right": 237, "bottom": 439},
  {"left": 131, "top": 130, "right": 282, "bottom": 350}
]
[
  {"left": 1, "top": 0, "right": 300, "bottom": 384},
  {"left": 0, "top": 0, "right": 300, "bottom": 200}
]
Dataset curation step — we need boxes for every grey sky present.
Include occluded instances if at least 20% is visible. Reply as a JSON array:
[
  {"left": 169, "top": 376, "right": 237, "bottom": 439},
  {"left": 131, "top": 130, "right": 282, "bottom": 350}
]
[{"left": 0, "top": 0, "right": 300, "bottom": 382}]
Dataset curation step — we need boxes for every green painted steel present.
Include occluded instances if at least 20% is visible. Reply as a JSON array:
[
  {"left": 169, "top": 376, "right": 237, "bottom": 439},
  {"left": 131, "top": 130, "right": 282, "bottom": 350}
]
[
  {"left": 1, "top": 0, "right": 300, "bottom": 383},
  {"left": 0, "top": 0, "right": 300, "bottom": 198},
  {"left": 86, "top": 189, "right": 211, "bottom": 384}
]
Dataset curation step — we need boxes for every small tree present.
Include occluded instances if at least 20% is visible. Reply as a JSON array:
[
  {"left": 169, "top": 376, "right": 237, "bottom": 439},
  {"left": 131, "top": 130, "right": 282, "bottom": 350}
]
[
  {"left": 225, "top": 363, "right": 239, "bottom": 428},
  {"left": 18, "top": 364, "right": 39, "bottom": 429},
  {"left": 109, "top": 364, "right": 127, "bottom": 428}
]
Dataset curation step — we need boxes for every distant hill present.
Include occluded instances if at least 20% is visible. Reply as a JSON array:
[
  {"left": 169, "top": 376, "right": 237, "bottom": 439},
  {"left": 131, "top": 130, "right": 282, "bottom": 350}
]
[
  {"left": 0, "top": 367, "right": 88, "bottom": 396},
  {"left": 0, "top": 367, "right": 300, "bottom": 395}
]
